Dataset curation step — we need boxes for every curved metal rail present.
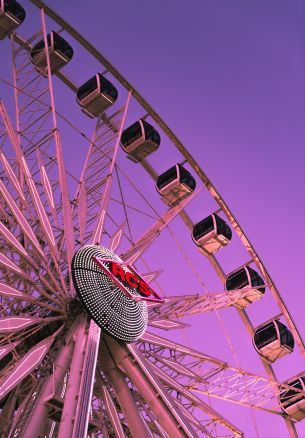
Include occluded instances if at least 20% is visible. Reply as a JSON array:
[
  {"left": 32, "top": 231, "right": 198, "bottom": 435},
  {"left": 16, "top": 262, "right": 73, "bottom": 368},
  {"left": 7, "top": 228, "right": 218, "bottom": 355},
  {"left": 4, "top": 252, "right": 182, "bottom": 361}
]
[{"left": 27, "top": 0, "right": 305, "bottom": 360}]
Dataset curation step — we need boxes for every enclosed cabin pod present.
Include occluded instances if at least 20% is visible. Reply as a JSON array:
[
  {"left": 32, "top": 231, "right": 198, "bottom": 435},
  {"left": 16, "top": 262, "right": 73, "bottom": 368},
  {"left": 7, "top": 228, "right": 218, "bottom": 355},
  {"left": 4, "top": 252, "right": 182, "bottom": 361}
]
[
  {"left": 225, "top": 266, "right": 265, "bottom": 307},
  {"left": 156, "top": 164, "right": 196, "bottom": 206},
  {"left": 30, "top": 31, "right": 73, "bottom": 74},
  {"left": 279, "top": 375, "right": 305, "bottom": 421},
  {"left": 0, "top": 0, "right": 25, "bottom": 39},
  {"left": 120, "top": 119, "right": 160, "bottom": 161},
  {"left": 192, "top": 214, "right": 232, "bottom": 254},
  {"left": 76, "top": 74, "right": 118, "bottom": 118},
  {"left": 253, "top": 320, "right": 294, "bottom": 362}
]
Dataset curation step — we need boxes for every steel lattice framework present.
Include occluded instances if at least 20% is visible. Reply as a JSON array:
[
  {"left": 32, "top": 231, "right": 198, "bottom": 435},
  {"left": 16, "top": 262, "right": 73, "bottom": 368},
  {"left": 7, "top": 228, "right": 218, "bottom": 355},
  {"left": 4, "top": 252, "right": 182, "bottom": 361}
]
[{"left": 0, "top": 1, "right": 304, "bottom": 437}]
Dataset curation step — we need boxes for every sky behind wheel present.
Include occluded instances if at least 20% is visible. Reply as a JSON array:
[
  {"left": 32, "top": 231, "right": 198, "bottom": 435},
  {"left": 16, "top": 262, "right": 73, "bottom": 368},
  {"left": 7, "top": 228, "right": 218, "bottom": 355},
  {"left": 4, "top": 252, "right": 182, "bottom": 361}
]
[{"left": 47, "top": 2, "right": 305, "bottom": 435}]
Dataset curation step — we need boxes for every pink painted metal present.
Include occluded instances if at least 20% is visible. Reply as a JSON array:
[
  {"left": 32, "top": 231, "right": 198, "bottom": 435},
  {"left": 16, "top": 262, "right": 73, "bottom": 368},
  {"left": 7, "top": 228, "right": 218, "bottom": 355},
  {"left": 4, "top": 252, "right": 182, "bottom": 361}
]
[
  {"left": 141, "top": 269, "right": 162, "bottom": 284},
  {"left": 0, "top": 178, "right": 44, "bottom": 258},
  {"left": 148, "top": 318, "right": 190, "bottom": 330},
  {"left": 40, "top": 9, "right": 75, "bottom": 271},
  {"left": 105, "top": 335, "right": 195, "bottom": 437},
  {"left": 0, "top": 335, "right": 55, "bottom": 400},
  {"left": 21, "top": 156, "right": 59, "bottom": 255},
  {"left": 122, "top": 186, "right": 203, "bottom": 265},
  {"left": 57, "top": 318, "right": 87, "bottom": 437},
  {"left": 0, "top": 316, "right": 42, "bottom": 332},
  {"left": 37, "top": 149, "right": 59, "bottom": 226},
  {"left": 91, "top": 91, "right": 131, "bottom": 245},
  {"left": 0, "top": 343, "right": 18, "bottom": 360},
  {"left": 13, "top": 326, "right": 75, "bottom": 437},
  {"left": 0, "top": 221, "right": 27, "bottom": 256},
  {"left": 109, "top": 221, "right": 126, "bottom": 253},
  {"left": 148, "top": 287, "right": 270, "bottom": 322},
  {"left": 99, "top": 338, "right": 150, "bottom": 437},
  {"left": 101, "top": 386, "right": 125, "bottom": 438},
  {"left": 0, "top": 253, "right": 21, "bottom": 273},
  {"left": 72, "top": 320, "right": 101, "bottom": 438},
  {"left": 0, "top": 152, "right": 26, "bottom": 202}
]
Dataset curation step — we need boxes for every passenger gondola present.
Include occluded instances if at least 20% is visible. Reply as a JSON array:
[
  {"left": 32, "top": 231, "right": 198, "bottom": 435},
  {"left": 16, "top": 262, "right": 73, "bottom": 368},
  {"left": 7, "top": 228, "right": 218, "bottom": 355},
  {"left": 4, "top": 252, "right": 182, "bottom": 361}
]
[
  {"left": 279, "top": 375, "right": 305, "bottom": 421},
  {"left": 0, "top": 0, "right": 25, "bottom": 39},
  {"left": 30, "top": 31, "right": 73, "bottom": 74},
  {"left": 76, "top": 73, "right": 118, "bottom": 118},
  {"left": 253, "top": 319, "right": 294, "bottom": 362},
  {"left": 120, "top": 119, "right": 160, "bottom": 161},
  {"left": 192, "top": 214, "right": 232, "bottom": 253},
  {"left": 225, "top": 266, "right": 265, "bottom": 307},
  {"left": 156, "top": 164, "right": 196, "bottom": 205}
]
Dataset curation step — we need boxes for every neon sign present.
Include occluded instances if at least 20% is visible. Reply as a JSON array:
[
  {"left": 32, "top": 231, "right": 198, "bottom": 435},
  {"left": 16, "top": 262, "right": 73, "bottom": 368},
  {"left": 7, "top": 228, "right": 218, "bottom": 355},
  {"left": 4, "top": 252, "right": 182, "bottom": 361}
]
[
  {"left": 72, "top": 245, "right": 150, "bottom": 342},
  {"left": 92, "top": 256, "right": 164, "bottom": 303}
]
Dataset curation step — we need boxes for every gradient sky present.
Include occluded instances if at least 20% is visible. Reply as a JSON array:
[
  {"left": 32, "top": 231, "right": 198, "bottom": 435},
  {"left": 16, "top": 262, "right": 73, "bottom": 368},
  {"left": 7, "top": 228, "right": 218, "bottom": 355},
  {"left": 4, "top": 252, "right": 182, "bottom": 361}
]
[{"left": 2, "top": 0, "right": 305, "bottom": 436}]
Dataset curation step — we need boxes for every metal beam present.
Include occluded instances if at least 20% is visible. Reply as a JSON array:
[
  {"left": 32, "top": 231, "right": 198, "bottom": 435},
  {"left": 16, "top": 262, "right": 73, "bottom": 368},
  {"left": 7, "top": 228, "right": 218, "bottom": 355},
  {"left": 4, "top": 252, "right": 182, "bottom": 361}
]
[{"left": 99, "top": 337, "right": 150, "bottom": 438}]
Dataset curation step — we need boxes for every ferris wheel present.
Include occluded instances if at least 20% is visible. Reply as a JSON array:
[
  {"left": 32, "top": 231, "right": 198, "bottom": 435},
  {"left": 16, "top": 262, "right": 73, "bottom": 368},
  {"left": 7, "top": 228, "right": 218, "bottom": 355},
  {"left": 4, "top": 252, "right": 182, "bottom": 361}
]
[{"left": 0, "top": 1, "right": 304, "bottom": 437}]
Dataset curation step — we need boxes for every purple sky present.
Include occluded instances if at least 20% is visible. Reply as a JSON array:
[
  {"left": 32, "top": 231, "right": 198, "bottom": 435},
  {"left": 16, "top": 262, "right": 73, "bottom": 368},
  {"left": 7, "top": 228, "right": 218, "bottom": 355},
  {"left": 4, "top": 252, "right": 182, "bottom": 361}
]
[
  {"left": 51, "top": 2, "right": 304, "bottom": 435},
  {"left": 2, "top": 0, "right": 305, "bottom": 436}
]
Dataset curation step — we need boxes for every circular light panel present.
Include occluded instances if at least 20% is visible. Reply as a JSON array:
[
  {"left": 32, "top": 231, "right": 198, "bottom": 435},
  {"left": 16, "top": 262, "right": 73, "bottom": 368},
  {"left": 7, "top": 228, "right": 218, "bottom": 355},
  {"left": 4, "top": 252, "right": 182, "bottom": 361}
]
[{"left": 72, "top": 245, "right": 148, "bottom": 342}]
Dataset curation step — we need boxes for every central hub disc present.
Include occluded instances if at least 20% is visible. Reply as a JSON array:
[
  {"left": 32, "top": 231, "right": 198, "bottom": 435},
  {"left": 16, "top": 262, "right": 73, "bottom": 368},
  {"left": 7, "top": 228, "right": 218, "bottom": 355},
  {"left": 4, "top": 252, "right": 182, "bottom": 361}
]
[{"left": 71, "top": 245, "right": 148, "bottom": 342}]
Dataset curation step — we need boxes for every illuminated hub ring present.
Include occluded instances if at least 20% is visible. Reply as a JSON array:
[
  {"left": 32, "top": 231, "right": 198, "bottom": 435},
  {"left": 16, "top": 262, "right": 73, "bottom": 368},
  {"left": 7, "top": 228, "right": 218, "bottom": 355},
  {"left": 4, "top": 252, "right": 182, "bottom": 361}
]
[{"left": 71, "top": 245, "right": 148, "bottom": 342}]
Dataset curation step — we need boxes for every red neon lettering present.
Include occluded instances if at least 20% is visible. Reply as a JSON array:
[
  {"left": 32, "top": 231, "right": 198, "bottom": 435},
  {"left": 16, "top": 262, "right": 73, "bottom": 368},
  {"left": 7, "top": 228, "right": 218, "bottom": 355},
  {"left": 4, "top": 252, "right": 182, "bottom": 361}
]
[
  {"left": 92, "top": 256, "right": 163, "bottom": 302},
  {"left": 109, "top": 261, "right": 152, "bottom": 298},
  {"left": 139, "top": 280, "right": 151, "bottom": 297},
  {"left": 125, "top": 272, "right": 139, "bottom": 288},
  {"left": 110, "top": 262, "right": 126, "bottom": 282}
]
